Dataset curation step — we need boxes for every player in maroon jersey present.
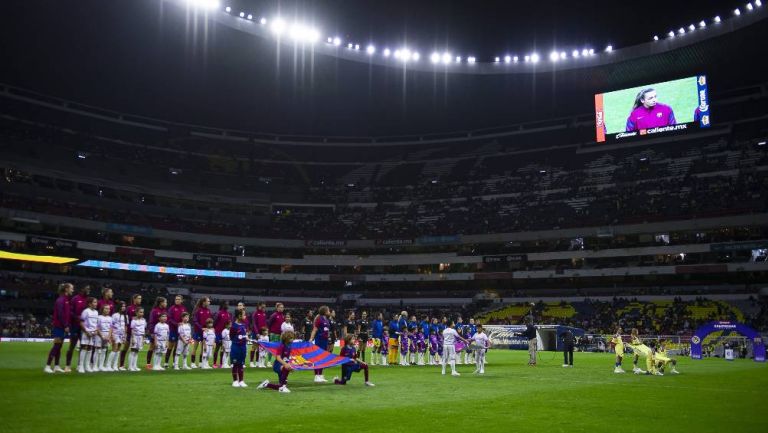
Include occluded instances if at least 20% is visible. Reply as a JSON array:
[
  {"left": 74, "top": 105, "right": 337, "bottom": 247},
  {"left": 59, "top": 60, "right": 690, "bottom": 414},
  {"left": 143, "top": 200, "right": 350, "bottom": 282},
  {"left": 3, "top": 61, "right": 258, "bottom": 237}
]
[
  {"left": 165, "top": 295, "right": 187, "bottom": 367},
  {"left": 96, "top": 285, "right": 115, "bottom": 316},
  {"left": 212, "top": 301, "right": 232, "bottom": 368},
  {"left": 249, "top": 302, "right": 267, "bottom": 367},
  {"left": 45, "top": 283, "right": 73, "bottom": 373},
  {"left": 64, "top": 284, "right": 90, "bottom": 372}
]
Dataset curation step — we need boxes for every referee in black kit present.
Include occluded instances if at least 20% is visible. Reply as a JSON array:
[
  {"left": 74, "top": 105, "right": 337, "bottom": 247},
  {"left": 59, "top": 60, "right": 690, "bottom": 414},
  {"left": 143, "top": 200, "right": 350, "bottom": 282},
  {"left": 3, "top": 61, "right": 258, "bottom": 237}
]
[{"left": 560, "top": 329, "right": 575, "bottom": 368}]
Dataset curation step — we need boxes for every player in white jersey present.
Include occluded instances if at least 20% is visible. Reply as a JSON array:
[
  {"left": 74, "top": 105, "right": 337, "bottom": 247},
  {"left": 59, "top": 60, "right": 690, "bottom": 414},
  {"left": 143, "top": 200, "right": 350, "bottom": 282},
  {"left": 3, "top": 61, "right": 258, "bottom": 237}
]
[
  {"left": 257, "top": 327, "right": 270, "bottom": 368},
  {"left": 221, "top": 321, "right": 232, "bottom": 368},
  {"left": 470, "top": 324, "right": 491, "bottom": 374},
  {"left": 95, "top": 305, "right": 113, "bottom": 372},
  {"left": 108, "top": 301, "right": 127, "bottom": 371},
  {"left": 128, "top": 307, "right": 147, "bottom": 372},
  {"left": 174, "top": 313, "right": 193, "bottom": 370},
  {"left": 441, "top": 320, "right": 470, "bottom": 376},
  {"left": 201, "top": 318, "right": 216, "bottom": 369},
  {"left": 78, "top": 297, "right": 99, "bottom": 373},
  {"left": 153, "top": 313, "right": 170, "bottom": 371}
]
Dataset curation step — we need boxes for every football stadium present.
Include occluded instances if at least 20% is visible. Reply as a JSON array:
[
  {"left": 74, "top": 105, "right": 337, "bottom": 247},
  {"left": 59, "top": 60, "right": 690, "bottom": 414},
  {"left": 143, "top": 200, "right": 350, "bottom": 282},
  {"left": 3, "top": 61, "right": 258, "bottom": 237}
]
[{"left": 1, "top": 1, "right": 767, "bottom": 432}]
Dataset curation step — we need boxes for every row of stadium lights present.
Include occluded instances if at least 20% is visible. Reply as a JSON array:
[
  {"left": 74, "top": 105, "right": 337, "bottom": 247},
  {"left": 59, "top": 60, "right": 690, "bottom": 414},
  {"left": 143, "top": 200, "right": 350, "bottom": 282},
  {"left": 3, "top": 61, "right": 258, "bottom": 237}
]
[
  {"left": 654, "top": 1, "right": 762, "bottom": 41},
  {"left": 189, "top": 0, "right": 762, "bottom": 65}
]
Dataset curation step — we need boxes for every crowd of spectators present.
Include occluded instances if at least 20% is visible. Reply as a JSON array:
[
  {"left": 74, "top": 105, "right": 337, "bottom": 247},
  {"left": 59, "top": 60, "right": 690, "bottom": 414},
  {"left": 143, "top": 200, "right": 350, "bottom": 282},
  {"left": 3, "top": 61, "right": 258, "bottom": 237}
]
[
  {"left": 484, "top": 296, "right": 768, "bottom": 335},
  {"left": 3, "top": 140, "right": 766, "bottom": 240}
]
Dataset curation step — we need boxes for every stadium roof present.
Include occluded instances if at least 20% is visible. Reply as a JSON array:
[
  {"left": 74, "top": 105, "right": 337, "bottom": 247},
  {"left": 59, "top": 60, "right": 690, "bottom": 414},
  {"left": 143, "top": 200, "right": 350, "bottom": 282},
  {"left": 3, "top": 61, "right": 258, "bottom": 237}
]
[{"left": 1, "top": 0, "right": 767, "bottom": 135}]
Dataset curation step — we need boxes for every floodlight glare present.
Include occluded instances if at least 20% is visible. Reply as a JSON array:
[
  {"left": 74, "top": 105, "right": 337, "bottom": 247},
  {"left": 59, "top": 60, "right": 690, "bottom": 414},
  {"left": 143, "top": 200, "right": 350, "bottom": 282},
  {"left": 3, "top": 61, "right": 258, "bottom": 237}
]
[
  {"left": 189, "top": 0, "right": 221, "bottom": 10},
  {"left": 270, "top": 18, "right": 286, "bottom": 35}
]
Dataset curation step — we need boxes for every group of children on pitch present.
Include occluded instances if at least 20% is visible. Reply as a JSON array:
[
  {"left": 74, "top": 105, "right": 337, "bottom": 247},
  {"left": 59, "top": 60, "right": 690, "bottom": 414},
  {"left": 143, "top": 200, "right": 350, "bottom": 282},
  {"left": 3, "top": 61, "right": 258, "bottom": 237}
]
[
  {"left": 611, "top": 327, "right": 680, "bottom": 376},
  {"left": 368, "top": 314, "right": 486, "bottom": 368}
]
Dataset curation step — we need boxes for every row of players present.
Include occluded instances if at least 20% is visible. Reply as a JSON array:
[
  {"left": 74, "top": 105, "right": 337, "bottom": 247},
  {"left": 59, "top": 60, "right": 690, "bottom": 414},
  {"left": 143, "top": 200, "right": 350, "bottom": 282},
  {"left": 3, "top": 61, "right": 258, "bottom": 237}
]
[
  {"left": 611, "top": 327, "right": 680, "bottom": 375},
  {"left": 43, "top": 283, "right": 488, "bottom": 376}
]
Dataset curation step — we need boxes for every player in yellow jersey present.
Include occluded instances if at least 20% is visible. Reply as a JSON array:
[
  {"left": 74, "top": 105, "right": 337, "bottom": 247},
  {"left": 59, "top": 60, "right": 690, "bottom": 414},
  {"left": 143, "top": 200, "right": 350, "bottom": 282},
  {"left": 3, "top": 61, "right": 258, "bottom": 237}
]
[
  {"left": 653, "top": 339, "right": 679, "bottom": 375},
  {"left": 610, "top": 327, "right": 626, "bottom": 373},
  {"left": 628, "top": 328, "right": 659, "bottom": 375}
]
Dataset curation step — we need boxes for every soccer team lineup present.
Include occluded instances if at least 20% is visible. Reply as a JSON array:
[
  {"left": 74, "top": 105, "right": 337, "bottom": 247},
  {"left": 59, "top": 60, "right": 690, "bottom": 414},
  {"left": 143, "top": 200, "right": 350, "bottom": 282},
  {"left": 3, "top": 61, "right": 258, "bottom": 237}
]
[{"left": 42, "top": 284, "right": 685, "bottom": 391}]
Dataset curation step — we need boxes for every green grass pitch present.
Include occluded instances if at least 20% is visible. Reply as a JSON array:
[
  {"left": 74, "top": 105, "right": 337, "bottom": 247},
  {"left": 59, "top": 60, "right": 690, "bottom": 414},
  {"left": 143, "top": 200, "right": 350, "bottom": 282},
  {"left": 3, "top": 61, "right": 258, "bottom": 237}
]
[
  {"left": 602, "top": 76, "right": 699, "bottom": 134},
  {"left": 1, "top": 343, "right": 766, "bottom": 433}
]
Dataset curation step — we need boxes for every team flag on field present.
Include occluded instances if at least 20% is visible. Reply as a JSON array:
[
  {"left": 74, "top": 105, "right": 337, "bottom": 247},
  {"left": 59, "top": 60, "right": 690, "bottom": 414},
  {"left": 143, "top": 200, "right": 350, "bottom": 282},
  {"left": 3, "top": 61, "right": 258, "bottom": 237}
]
[{"left": 258, "top": 341, "right": 351, "bottom": 370}]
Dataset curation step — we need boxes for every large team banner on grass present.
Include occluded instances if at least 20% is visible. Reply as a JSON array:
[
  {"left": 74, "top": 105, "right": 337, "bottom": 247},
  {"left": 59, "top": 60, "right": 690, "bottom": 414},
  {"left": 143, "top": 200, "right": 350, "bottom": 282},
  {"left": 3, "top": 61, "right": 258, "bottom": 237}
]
[
  {"left": 595, "top": 75, "right": 710, "bottom": 143},
  {"left": 258, "top": 341, "right": 351, "bottom": 369}
]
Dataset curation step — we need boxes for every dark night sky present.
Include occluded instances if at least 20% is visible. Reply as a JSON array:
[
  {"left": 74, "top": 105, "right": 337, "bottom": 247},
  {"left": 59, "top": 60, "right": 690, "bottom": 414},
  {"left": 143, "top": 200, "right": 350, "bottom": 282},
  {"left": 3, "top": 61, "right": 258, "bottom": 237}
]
[
  {"left": 223, "top": 0, "right": 736, "bottom": 57},
  {"left": 0, "top": 0, "right": 764, "bottom": 136}
]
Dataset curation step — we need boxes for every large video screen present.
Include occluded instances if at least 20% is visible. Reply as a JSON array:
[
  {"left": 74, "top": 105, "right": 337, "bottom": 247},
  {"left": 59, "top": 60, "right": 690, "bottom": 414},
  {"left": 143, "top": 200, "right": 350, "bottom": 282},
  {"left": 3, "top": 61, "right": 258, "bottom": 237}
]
[{"left": 594, "top": 75, "right": 710, "bottom": 143}]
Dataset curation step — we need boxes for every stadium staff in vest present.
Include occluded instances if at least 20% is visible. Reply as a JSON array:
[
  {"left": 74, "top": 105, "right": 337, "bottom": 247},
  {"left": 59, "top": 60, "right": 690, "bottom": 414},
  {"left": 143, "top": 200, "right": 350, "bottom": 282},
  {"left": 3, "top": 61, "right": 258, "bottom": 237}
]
[
  {"left": 560, "top": 329, "right": 575, "bottom": 368},
  {"left": 523, "top": 317, "right": 537, "bottom": 367}
]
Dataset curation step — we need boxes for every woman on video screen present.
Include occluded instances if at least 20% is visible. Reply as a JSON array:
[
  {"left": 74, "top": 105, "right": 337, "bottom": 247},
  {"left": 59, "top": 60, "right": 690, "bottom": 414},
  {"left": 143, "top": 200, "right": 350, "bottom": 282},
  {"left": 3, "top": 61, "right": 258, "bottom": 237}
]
[{"left": 625, "top": 88, "right": 676, "bottom": 132}]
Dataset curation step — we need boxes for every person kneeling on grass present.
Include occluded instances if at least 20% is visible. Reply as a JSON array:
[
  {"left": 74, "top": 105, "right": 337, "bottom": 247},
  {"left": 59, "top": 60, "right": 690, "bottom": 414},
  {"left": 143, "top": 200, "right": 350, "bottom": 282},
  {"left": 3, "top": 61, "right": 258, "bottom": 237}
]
[
  {"left": 334, "top": 334, "right": 375, "bottom": 387},
  {"left": 257, "top": 331, "right": 296, "bottom": 393},
  {"left": 653, "top": 340, "right": 679, "bottom": 375}
]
